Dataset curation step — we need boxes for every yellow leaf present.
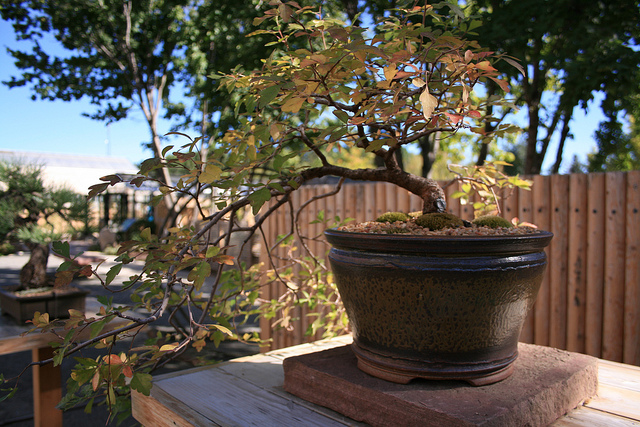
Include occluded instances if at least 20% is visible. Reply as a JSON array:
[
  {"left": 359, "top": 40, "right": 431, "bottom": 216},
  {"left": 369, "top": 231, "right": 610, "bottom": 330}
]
[
  {"left": 419, "top": 87, "right": 438, "bottom": 119},
  {"left": 281, "top": 96, "right": 305, "bottom": 113},
  {"left": 212, "top": 324, "right": 233, "bottom": 336},
  {"left": 247, "top": 145, "right": 257, "bottom": 161},
  {"left": 160, "top": 343, "right": 179, "bottom": 352},
  {"left": 199, "top": 164, "right": 222, "bottom": 184},
  {"left": 383, "top": 64, "right": 397, "bottom": 81},
  {"left": 270, "top": 124, "right": 282, "bottom": 140},
  {"left": 412, "top": 77, "right": 426, "bottom": 88}
]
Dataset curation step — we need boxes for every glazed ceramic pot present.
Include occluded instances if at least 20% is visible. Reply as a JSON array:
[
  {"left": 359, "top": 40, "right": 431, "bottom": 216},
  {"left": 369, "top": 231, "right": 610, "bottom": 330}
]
[{"left": 325, "top": 228, "right": 553, "bottom": 386}]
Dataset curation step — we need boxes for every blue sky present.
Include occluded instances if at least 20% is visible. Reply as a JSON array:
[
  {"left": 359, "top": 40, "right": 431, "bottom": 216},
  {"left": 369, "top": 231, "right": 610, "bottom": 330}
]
[{"left": 0, "top": 19, "right": 601, "bottom": 172}]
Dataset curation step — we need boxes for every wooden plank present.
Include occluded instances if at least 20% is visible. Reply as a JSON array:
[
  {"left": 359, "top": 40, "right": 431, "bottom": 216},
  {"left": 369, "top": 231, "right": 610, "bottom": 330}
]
[
  {"left": 343, "top": 184, "right": 356, "bottom": 224},
  {"left": 549, "top": 174, "right": 569, "bottom": 350},
  {"left": 0, "top": 332, "right": 58, "bottom": 355},
  {"left": 290, "top": 189, "right": 304, "bottom": 347},
  {"left": 396, "top": 186, "right": 411, "bottom": 214},
  {"left": 276, "top": 191, "right": 290, "bottom": 349},
  {"left": 518, "top": 185, "right": 534, "bottom": 343},
  {"left": 624, "top": 171, "right": 640, "bottom": 366},
  {"left": 299, "top": 186, "right": 313, "bottom": 341},
  {"left": 409, "top": 189, "right": 422, "bottom": 213},
  {"left": 153, "top": 365, "right": 349, "bottom": 426},
  {"left": 566, "top": 173, "right": 588, "bottom": 354},
  {"left": 374, "top": 182, "right": 386, "bottom": 219},
  {"left": 586, "top": 383, "right": 640, "bottom": 421},
  {"left": 385, "top": 182, "right": 397, "bottom": 212},
  {"left": 597, "top": 359, "right": 640, "bottom": 392},
  {"left": 585, "top": 173, "right": 606, "bottom": 358},
  {"left": 552, "top": 405, "right": 640, "bottom": 426},
  {"left": 364, "top": 183, "right": 376, "bottom": 223},
  {"left": 603, "top": 172, "right": 626, "bottom": 362},
  {"left": 32, "top": 347, "right": 62, "bottom": 427},
  {"left": 443, "top": 180, "right": 461, "bottom": 217},
  {"left": 355, "top": 184, "right": 366, "bottom": 223},
  {"left": 131, "top": 388, "right": 213, "bottom": 427},
  {"left": 218, "top": 354, "right": 287, "bottom": 389},
  {"left": 533, "top": 175, "right": 552, "bottom": 347},
  {"left": 259, "top": 194, "right": 274, "bottom": 352},
  {"left": 316, "top": 185, "right": 331, "bottom": 341}
]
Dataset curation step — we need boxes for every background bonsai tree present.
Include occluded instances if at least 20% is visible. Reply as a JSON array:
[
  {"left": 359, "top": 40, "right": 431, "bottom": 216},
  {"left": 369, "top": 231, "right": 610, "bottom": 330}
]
[
  {"left": 2, "top": 1, "right": 531, "bottom": 419},
  {"left": 0, "top": 160, "right": 88, "bottom": 290}
]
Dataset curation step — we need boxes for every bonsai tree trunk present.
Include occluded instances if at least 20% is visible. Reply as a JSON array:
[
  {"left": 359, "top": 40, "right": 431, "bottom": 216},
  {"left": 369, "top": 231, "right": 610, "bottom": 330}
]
[{"left": 19, "top": 242, "right": 50, "bottom": 290}]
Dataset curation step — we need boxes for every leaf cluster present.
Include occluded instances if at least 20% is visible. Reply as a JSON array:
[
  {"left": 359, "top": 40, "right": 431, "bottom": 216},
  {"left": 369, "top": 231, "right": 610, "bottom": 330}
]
[{"left": 448, "top": 161, "right": 531, "bottom": 218}]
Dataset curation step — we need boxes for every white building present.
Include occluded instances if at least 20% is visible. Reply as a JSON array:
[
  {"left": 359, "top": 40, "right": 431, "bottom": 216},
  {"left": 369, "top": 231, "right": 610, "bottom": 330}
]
[{"left": 0, "top": 150, "right": 155, "bottom": 227}]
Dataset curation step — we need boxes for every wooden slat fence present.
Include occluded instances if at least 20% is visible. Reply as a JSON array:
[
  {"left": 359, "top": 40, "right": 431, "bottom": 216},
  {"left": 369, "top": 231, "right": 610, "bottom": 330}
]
[{"left": 259, "top": 171, "right": 640, "bottom": 365}]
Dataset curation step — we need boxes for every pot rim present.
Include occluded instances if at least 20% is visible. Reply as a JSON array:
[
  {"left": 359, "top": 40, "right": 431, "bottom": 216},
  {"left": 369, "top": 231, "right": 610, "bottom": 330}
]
[{"left": 324, "top": 227, "right": 553, "bottom": 255}]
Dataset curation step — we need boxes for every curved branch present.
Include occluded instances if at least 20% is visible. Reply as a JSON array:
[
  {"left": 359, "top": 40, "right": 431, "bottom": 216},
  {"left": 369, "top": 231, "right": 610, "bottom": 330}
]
[{"left": 297, "top": 164, "right": 445, "bottom": 213}]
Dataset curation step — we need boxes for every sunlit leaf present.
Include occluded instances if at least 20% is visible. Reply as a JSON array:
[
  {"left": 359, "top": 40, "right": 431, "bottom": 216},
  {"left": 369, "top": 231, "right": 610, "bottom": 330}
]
[
  {"left": 419, "top": 87, "right": 438, "bottom": 119},
  {"left": 199, "top": 164, "right": 222, "bottom": 184}
]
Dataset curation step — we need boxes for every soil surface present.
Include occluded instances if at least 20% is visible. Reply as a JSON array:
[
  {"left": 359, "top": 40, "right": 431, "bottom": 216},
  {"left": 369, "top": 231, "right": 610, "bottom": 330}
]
[{"left": 338, "top": 219, "right": 541, "bottom": 236}]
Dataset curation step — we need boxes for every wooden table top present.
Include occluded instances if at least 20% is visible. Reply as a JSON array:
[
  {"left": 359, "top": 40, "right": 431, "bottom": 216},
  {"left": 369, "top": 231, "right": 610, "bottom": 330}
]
[
  {"left": 132, "top": 336, "right": 640, "bottom": 427},
  {"left": 0, "top": 297, "right": 128, "bottom": 356}
]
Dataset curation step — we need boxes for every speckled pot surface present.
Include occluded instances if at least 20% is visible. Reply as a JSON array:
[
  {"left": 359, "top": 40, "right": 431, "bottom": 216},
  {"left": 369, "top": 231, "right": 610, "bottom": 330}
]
[{"left": 325, "top": 228, "right": 553, "bottom": 386}]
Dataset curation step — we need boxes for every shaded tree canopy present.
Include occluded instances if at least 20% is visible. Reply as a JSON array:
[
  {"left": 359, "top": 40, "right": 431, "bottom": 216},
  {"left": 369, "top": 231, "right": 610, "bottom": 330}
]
[
  {"left": 1, "top": 0, "right": 192, "bottom": 201},
  {"left": 470, "top": 0, "right": 640, "bottom": 174},
  {"left": 3, "top": 0, "right": 640, "bottom": 181}
]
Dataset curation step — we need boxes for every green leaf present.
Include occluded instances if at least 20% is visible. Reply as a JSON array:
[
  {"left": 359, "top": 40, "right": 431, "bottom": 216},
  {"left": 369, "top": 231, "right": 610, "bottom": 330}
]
[
  {"left": 332, "top": 110, "right": 349, "bottom": 123},
  {"left": 140, "top": 228, "right": 152, "bottom": 241},
  {"left": 188, "top": 261, "right": 211, "bottom": 291},
  {"left": 106, "top": 264, "right": 122, "bottom": 286},
  {"left": 130, "top": 373, "right": 153, "bottom": 396},
  {"left": 205, "top": 246, "right": 220, "bottom": 258},
  {"left": 52, "top": 349, "right": 65, "bottom": 366},
  {"left": 139, "top": 158, "right": 161, "bottom": 175},
  {"left": 90, "top": 320, "right": 107, "bottom": 339},
  {"left": 52, "top": 241, "right": 70, "bottom": 258},
  {"left": 248, "top": 187, "right": 272, "bottom": 215},
  {"left": 258, "top": 85, "right": 281, "bottom": 109},
  {"left": 161, "top": 145, "right": 174, "bottom": 157}
]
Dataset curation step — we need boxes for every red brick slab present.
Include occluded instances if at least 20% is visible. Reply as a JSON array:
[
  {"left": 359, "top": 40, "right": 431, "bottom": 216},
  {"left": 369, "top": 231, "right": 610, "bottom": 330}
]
[{"left": 283, "top": 343, "right": 598, "bottom": 427}]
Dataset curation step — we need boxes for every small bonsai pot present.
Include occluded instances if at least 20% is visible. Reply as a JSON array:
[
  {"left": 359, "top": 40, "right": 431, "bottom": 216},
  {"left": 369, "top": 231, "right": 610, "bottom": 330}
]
[
  {"left": 325, "top": 228, "right": 553, "bottom": 386},
  {"left": 0, "top": 285, "right": 89, "bottom": 323}
]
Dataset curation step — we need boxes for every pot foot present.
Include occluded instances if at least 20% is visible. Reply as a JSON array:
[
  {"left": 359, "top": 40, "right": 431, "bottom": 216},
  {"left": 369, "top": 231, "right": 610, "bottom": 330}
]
[{"left": 352, "top": 343, "right": 516, "bottom": 386}]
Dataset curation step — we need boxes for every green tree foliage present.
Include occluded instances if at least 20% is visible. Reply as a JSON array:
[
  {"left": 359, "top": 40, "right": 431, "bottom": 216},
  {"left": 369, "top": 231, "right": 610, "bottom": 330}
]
[
  {"left": 470, "top": 0, "right": 640, "bottom": 174},
  {"left": 167, "top": 0, "right": 273, "bottom": 139},
  {"left": 1, "top": 0, "right": 192, "bottom": 203},
  {"left": 588, "top": 110, "right": 640, "bottom": 172}
]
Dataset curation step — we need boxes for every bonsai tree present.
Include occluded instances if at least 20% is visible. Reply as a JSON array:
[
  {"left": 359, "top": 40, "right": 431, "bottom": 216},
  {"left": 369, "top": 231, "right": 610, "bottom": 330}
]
[
  {"left": 2, "top": 1, "right": 531, "bottom": 419},
  {"left": 0, "top": 160, "right": 88, "bottom": 290}
]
